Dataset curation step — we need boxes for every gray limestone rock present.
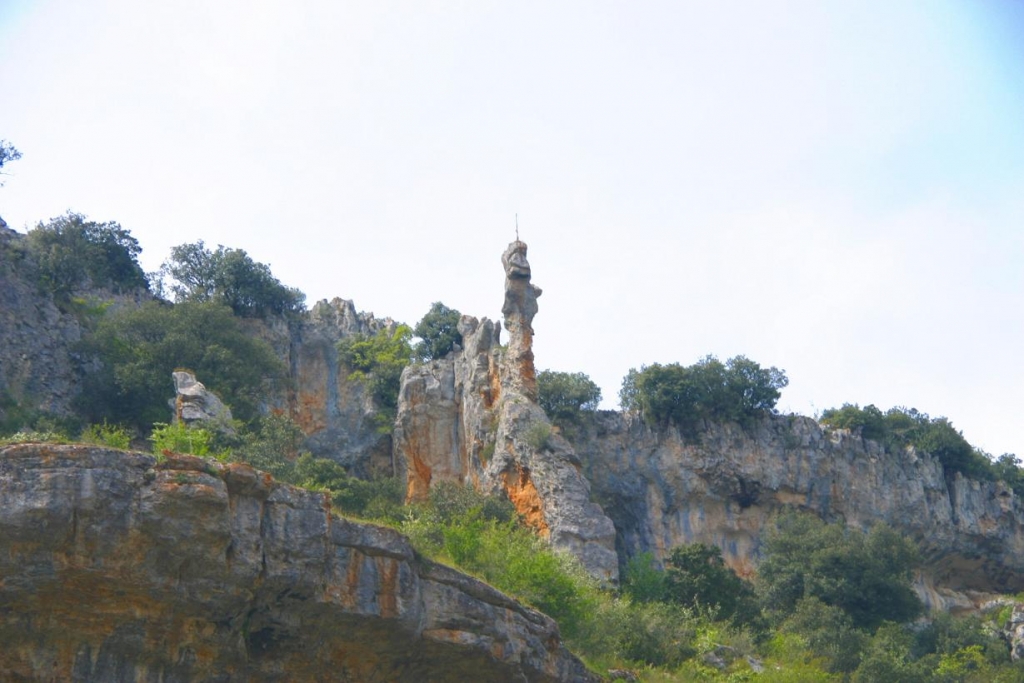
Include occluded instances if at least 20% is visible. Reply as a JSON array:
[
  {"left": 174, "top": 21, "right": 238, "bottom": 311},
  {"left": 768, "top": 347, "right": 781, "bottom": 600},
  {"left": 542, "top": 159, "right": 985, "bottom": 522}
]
[
  {"left": 575, "top": 411, "right": 1024, "bottom": 606},
  {"left": 172, "top": 370, "right": 234, "bottom": 427}
]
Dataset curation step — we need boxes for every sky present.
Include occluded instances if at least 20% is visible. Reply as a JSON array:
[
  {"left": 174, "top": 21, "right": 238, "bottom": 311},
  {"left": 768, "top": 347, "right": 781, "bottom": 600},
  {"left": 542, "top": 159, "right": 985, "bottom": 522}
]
[{"left": 1, "top": 0, "right": 1023, "bottom": 458}]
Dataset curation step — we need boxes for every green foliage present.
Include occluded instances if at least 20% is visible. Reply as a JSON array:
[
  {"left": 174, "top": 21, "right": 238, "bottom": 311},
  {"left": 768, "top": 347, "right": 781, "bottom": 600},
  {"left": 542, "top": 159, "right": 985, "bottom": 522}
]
[
  {"left": 758, "top": 513, "right": 922, "bottom": 631},
  {"left": 26, "top": 212, "right": 148, "bottom": 300},
  {"left": 663, "top": 543, "right": 758, "bottom": 625},
  {"left": 150, "top": 422, "right": 213, "bottom": 457},
  {"left": 619, "top": 355, "right": 788, "bottom": 435},
  {"left": 80, "top": 422, "right": 132, "bottom": 450},
  {"left": 992, "top": 453, "right": 1024, "bottom": 497},
  {"left": 622, "top": 551, "right": 669, "bottom": 604},
  {"left": 537, "top": 369, "right": 602, "bottom": 431},
  {"left": 160, "top": 240, "right": 305, "bottom": 317},
  {"left": 780, "top": 597, "right": 867, "bottom": 673},
  {"left": 0, "top": 392, "right": 82, "bottom": 438},
  {"left": 524, "top": 422, "right": 552, "bottom": 451},
  {"left": 233, "top": 412, "right": 306, "bottom": 479},
  {"left": 0, "top": 139, "right": 22, "bottom": 185},
  {"left": 413, "top": 301, "right": 463, "bottom": 361},
  {"left": 78, "top": 301, "right": 285, "bottom": 428},
  {"left": 338, "top": 325, "right": 413, "bottom": 433},
  {"left": 820, "top": 404, "right": 999, "bottom": 481}
]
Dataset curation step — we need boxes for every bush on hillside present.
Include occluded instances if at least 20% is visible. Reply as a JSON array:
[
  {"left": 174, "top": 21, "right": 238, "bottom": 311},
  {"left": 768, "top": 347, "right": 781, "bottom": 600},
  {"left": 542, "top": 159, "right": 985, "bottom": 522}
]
[
  {"left": 337, "top": 325, "right": 413, "bottom": 433},
  {"left": 78, "top": 301, "right": 285, "bottom": 428},
  {"left": 619, "top": 355, "right": 788, "bottom": 434},
  {"left": 537, "top": 369, "right": 602, "bottom": 432},
  {"left": 26, "top": 212, "right": 148, "bottom": 299},
  {"left": 413, "top": 301, "right": 462, "bottom": 361},
  {"left": 820, "top": 404, "right": 1001, "bottom": 481},
  {"left": 160, "top": 240, "right": 305, "bottom": 317}
]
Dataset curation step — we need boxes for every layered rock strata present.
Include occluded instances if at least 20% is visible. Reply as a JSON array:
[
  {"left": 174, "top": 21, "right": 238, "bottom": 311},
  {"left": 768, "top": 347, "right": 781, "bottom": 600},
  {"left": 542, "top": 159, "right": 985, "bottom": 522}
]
[
  {"left": 393, "top": 242, "right": 618, "bottom": 583},
  {"left": 0, "top": 443, "right": 596, "bottom": 682},
  {"left": 576, "top": 411, "right": 1024, "bottom": 609}
]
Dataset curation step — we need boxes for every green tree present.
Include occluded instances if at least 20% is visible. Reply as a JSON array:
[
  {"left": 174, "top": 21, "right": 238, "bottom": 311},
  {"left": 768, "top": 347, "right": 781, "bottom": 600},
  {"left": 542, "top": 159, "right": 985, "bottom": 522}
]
[
  {"left": 0, "top": 139, "right": 21, "bottom": 185},
  {"left": 337, "top": 325, "right": 413, "bottom": 432},
  {"left": 619, "top": 355, "right": 787, "bottom": 434},
  {"left": 160, "top": 240, "right": 305, "bottom": 317},
  {"left": 820, "top": 404, "right": 994, "bottom": 480},
  {"left": 758, "top": 513, "right": 922, "bottom": 631},
  {"left": 781, "top": 597, "right": 868, "bottom": 674},
  {"left": 662, "top": 543, "right": 758, "bottom": 624},
  {"left": 819, "top": 403, "right": 887, "bottom": 441},
  {"left": 622, "top": 551, "right": 668, "bottom": 604},
  {"left": 79, "top": 301, "right": 285, "bottom": 428},
  {"left": 537, "top": 369, "right": 602, "bottom": 430},
  {"left": 413, "top": 301, "right": 463, "bottom": 360},
  {"left": 26, "top": 213, "right": 148, "bottom": 299}
]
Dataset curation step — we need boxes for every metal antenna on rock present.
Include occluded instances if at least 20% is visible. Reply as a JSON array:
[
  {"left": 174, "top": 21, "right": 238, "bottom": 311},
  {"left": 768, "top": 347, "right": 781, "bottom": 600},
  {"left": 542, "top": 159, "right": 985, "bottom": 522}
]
[{"left": 516, "top": 213, "right": 519, "bottom": 242}]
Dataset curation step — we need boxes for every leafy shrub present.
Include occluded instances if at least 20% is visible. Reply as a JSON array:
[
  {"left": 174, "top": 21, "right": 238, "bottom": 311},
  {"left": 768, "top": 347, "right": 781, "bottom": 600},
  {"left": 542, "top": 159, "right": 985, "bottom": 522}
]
[
  {"left": 0, "top": 139, "right": 21, "bottom": 184},
  {"left": 337, "top": 325, "right": 413, "bottom": 433},
  {"left": 758, "top": 514, "right": 922, "bottom": 631},
  {"left": 525, "top": 422, "right": 552, "bottom": 450},
  {"left": 160, "top": 240, "right": 305, "bottom": 317},
  {"left": 820, "top": 404, "right": 999, "bottom": 480},
  {"left": 622, "top": 551, "right": 668, "bottom": 604},
  {"left": 78, "top": 301, "right": 285, "bottom": 428},
  {"left": 230, "top": 412, "right": 306, "bottom": 479},
  {"left": 619, "top": 355, "right": 788, "bottom": 434},
  {"left": 413, "top": 301, "right": 462, "bottom": 361},
  {"left": 0, "top": 393, "right": 83, "bottom": 438},
  {"left": 780, "top": 597, "right": 867, "bottom": 673},
  {"left": 150, "top": 422, "right": 214, "bottom": 457},
  {"left": 537, "top": 369, "right": 602, "bottom": 431},
  {"left": 26, "top": 212, "right": 148, "bottom": 299},
  {"left": 81, "top": 422, "right": 132, "bottom": 450},
  {"left": 663, "top": 543, "right": 758, "bottom": 625}
]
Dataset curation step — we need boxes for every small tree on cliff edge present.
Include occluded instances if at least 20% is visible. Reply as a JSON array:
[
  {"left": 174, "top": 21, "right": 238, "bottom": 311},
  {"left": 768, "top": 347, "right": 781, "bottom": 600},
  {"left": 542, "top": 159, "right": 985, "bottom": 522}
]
[
  {"left": 413, "top": 302, "right": 462, "bottom": 361},
  {"left": 0, "top": 139, "right": 21, "bottom": 186}
]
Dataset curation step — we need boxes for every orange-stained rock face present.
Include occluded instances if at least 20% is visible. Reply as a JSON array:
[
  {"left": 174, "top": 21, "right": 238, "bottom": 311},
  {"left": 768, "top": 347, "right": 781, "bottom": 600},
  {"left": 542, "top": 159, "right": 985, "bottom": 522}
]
[
  {"left": 406, "top": 444, "right": 434, "bottom": 502},
  {"left": 0, "top": 443, "right": 597, "bottom": 683},
  {"left": 502, "top": 462, "right": 549, "bottom": 538}
]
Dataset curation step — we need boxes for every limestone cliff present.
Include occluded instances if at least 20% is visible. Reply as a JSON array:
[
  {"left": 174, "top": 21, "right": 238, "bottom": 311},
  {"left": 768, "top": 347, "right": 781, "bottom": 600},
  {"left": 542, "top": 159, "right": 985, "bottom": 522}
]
[
  {"left": 393, "top": 242, "right": 619, "bottom": 583},
  {"left": 0, "top": 218, "right": 95, "bottom": 421},
  {"left": 0, "top": 443, "right": 596, "bottom": 682},
  {"left": 576, "top": 411, "right": 1024, "bottom": 609},
  {"left": 0, "top": 218, "right": 394, "bottom": 474},
  {"left": 246, "top": 298, "right": 397, "bottom": 476}
]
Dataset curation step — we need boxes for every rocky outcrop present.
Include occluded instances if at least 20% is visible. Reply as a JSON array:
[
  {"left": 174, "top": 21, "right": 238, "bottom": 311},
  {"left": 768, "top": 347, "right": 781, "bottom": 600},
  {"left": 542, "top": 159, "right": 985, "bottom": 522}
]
[
  {"left": 0, "top": 443, "right": 596, "bottom": 682},
  {"left": 0, "top": 218, "right": 89, "bottom": 421},
  {"left": 576, "top": 411, "right": 1024, "bottom": 607},
  {"left": 393, "top": 242, "right": 619, "bottom": 583},
  {"left": 241, "top": 298, "right": 396, "bottom": 476},
  {"left": 172, "top": 370, "right": 234, "bottom": 427}
]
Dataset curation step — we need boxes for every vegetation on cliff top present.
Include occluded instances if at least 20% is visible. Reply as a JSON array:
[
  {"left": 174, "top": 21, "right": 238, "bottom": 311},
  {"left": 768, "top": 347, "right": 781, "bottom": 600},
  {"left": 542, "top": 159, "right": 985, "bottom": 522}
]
[
  {"left": 619, "top": 355, "right": 788, "bottom": 435},
  {"left": 821, "top": 403, "right": 1022, "bottom": 489}
]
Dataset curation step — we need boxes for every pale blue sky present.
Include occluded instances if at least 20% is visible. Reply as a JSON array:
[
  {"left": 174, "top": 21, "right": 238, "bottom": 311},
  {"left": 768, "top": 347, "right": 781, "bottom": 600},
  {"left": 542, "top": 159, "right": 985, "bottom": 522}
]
[{"left": 1, "top": 1, "right": 1022, "bottom": 458}]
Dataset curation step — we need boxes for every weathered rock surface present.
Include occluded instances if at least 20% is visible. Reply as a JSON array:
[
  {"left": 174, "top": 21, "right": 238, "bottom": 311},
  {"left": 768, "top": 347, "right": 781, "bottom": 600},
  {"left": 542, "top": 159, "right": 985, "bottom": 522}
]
[
  {"left": 246, "top": 298, "right": 397, "bottom": 477},
  {"left": 0, "top": 218, "right": 88, "bottom": 420},
  {"left": 394, "top": 242, "right": 619, "bottom": 583},
  {"left": 0, "top": 443, "right": 596, "bottom": 682},
  {"left": 576, "top": 411, "right": 1024, "bottom": 608},
  {"left": 172, "top": 370, "right": 234, "bottom": 427}
]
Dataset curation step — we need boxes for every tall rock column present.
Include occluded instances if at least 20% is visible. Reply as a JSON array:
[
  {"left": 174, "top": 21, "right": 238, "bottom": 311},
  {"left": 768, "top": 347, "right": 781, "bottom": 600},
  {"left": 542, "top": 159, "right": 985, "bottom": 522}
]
[
  {"left": 500, "top": 241, "right": 542, "bottom": 401},
  {"left": 393, "top": 240, "right": 619, "bottom": 582}
]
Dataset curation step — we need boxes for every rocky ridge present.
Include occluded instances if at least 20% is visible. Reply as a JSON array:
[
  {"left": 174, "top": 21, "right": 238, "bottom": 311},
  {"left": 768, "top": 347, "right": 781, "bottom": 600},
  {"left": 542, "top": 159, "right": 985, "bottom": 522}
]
[
  {"left": 393, "top": 241, "right": 619, "bottom": 583},
  {"left": 0, "top": 442, "right": 595, "bottom": 682},
  {"left": 576, "top": 411, "right": 1024, "bottom": 610}
]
